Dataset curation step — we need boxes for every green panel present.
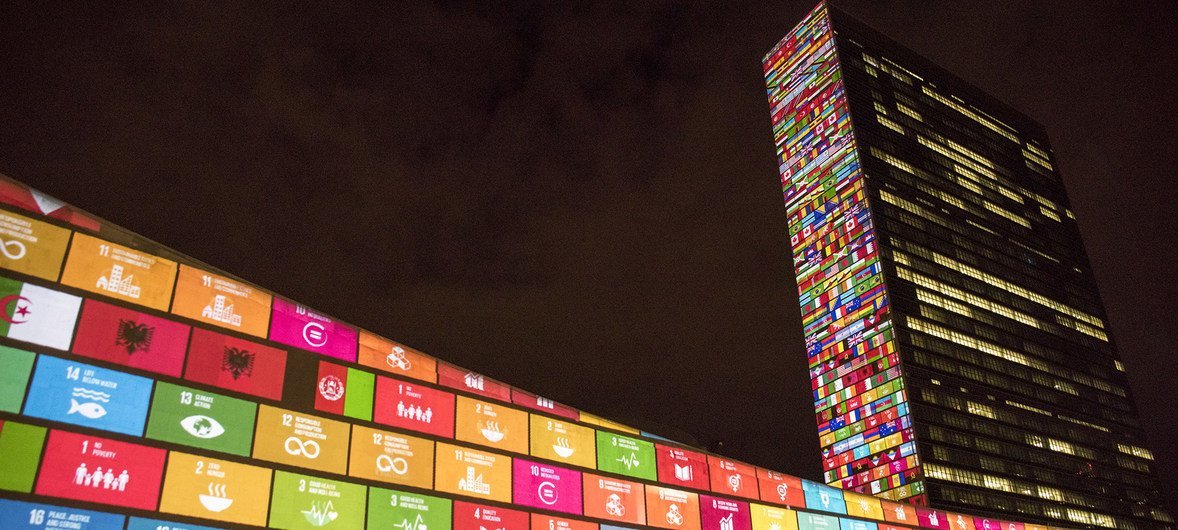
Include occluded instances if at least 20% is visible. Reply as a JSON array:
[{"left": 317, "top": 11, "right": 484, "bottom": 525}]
[
  {"left": 269, "top": 470, "right": 367, "bottom": 530},
  {"left": 0, "top": 421, "right": 47, "bottom": 492},
  {"left": 367, "top": 487, "right": 452, "bottom": 530},
  {"left": 146, "top": 381, "right": 257, "bottom": 456},
  {"left": 595, "top": 431, "right": 657, "bottom": 480},
  {"left": 344, "top": 368, "right": 374, "bottom": 422},
  {"left": 0, "top": 346, "right": 35, "bottom": 413}
]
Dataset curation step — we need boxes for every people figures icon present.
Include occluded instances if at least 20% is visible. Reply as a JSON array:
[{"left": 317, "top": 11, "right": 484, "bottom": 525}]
[
  {"left": 73, "top": 463, "right": 129, "bottom": 491},
  {"left": 396, "top": 401, "right": 433, "bottom": 423}
]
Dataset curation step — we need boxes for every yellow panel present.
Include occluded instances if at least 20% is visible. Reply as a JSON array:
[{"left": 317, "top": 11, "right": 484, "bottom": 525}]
[
  {"left": 158, "top": 452, "right": 272, "bottom": 527},
  {"left": 60, "top": 233, "right": 177, "bottom": 310},
  {"left": 529, "top": 415, "right": 596, "bottom": 468},
  {"left": 435, "top": 442, "right": 512, "bottom": 503},
  {"left": 0, "top": 210, "right": 71, "bottom": 281},
  {"left": 349, "top": 424, "right": 435, "bottom": 489},
  {"left": 252, "top": 405, "right": 350, "bottom": 475},
  {"left": 456, "top": 395, "right": 529, "bottom": 454}
]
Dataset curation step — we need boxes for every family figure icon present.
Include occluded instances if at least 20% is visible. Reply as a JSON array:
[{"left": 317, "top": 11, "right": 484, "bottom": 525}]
[{"left": 72, "top": 463, "right": 129, "bottom": 491}]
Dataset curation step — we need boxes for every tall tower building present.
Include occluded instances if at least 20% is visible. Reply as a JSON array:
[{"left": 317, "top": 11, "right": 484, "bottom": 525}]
[{"left": 763, "top": 3, "right": 1172, "bottom": 530}]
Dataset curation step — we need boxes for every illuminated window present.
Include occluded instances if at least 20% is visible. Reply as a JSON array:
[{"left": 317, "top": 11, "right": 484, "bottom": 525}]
[{"left": 921, "top": 86, "right": 1019, "bottom": 142}]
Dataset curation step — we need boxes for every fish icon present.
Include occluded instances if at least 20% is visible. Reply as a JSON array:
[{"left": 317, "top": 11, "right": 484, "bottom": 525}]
[{"left": 68, "top": 399, "right": 108, "bottom": 419}]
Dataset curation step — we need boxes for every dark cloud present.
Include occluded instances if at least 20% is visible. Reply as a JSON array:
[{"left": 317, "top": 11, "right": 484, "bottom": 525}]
[{"left": 2, "top": 0, "right": 1176, "bottom": 517}]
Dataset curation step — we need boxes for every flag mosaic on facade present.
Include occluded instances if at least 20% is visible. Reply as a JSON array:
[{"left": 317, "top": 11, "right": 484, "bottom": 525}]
[
  {"left": 0, "top": 169, "right": 1070, "bottom": 530},
  {"left": 762, "top": 3, "right": 921, "bottom": 502}
]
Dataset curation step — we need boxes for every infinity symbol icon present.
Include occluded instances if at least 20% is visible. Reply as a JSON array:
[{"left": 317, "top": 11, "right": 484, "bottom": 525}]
[
  {"left": 285, "top": 436, "right": 321, "bottom": 459},
  {"left": 375, "top": 454, "right": 409, "bottom": 475},
  {"left": 0, "top": 238, "right": 27, "bottom": 260}
]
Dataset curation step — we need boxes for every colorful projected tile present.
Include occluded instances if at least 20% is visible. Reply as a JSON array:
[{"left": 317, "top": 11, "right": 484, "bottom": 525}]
[
  {"left": 583, "top": 473, "right": 646, "bottom": 526},
  {"left": 581, "top": 413, "right": 640, "bottom": 435},
  {"left": 171, "top": 264, "right": 273, "bottom": 338},
  {"left": 0, "top": 210, "right": 71, "bottom": 281},
  {"left": 435, "top": 442, "right": 512, "bottom": 503},
  {"left": 158, "top": 452, "right": 272, "bottom": 527},
  {"left": 0, "top": 179, "right": 100, "bottom": 230},
  {"left": 35, "top": 429, "right": 166, "bottom": 510},
  {"left": 763, "top": 2, "right": 916, "bottom": 500},
  {"left": 23, "top": 355, "right": 153, "bottom": 436},
  {"left": 700, "top": 495, "right": 752, "bottom": 530},
  {"left": 797, "top": 513, "right": 841, "bottom": 530},
  {"left": 512, "top": 388, "right": 579, "bottom": 420},
  {"left": 60, "top": 233, "right": 177, "bottom": 310},
  {"left": 374, "top": 376, "right": 456, "bottom": 438},
  {"left": 127, "top": 518, "right": 222, "bottom": 530},
  {"left": 0, "top": 421, "right": 47, "bottom": 492},
  {"left": 368, "top": 487, "right": 452, "bottom": 530},
  {"left": 146, "top": 381, "right": 257, "bottom": 456},
  {"left": 0, "top": 499, "right": 125, "bottom": 530},
  {"left": 71, "top": 298, "right": 192, "bottom": 377},
  {"left": 844, "top": 492, "right": 884, "bottom": 521},
  {"left": 531, "top": 415, "right": 596, "bottom": 468},
  {"left": 183, "top": 327, "right": 287, "bottom": 401},
  {"left": 0, "top": 345, "right": 35, "bottom": 413},
  {"left": 252, "top": 405, "right": 350, "bottom": 475},
  {"left": 655, "top": 444, "right": 710, "bottom": 491},
  {"left": 534, "top": 514, "right": 599, "bottom": 530},
  {"left": 438, "top": 362, "right": 512, "bottom": 401},
  {"left": 597, "top": 431, "right": 657, "bottom": 481},
  {"left": 802, "top": 480, "right": 846, "bottom": 514},
  {"left": 359, "top": 330, "right": 437, "bottom": 383},
  {"left": 314, "top": 361, "right": 375, "bottom": 421},
  {"left": 453, "top": 501, "right": 529, "bottom": 530},
  {"left": 269, "top": 470, "right": 367, "bottom": 530},
  {"left": 841, "top": 518, "right": 878, "bottom": 530},
  {"left": 645, "top": 486, "right": 701, "bottom": 530},
  {"left": 758, "top": 469, "right": 805, "bottom": 507},
  {"left": 457, "top": 395, "right": 529, "bottom": 453},
  {"left": 349, "top": 425, "right": 435, "bottom": 489},
  {"left": 513, "top": 458, "right": 583, "bottom": 514},
  {"left": 268, "top": 298, "right": 358, "bottom": 361},
  {"left": 0, "top": 277, "right": 81, "bottom": 350},
  {"left": 707, "top": 456, "right": 758, "bottom": 500},
  {"left": 751, "top": 504, "right": 800, "bottom": 530}
]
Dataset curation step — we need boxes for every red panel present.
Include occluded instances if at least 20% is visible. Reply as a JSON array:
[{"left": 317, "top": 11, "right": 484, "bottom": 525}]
[
  {"left": 183, "top": 327, "right": 287, "bottom": 400},
  {"left": 314, "top": 361, "right": 348, "bottom": 415},
  {"left": 655, "top": 443, "right": 710, "bottom": 491},
  {"left": 454, "top": 501, "right": 529, "bottom": 530},
  {"left": 438, "top": 362, "right": 512, "bottom": 402},
  {"left": 374, "top": 376, "right": 456, "bottom": 438},
  {"left": 35, "top": 429, "right": 166, "bottom": 510},
  {"left": 72, "top": 299, "right": 191, "bottom": 377}
]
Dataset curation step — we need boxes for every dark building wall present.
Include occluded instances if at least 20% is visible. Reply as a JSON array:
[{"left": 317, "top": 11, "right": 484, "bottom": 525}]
[{"left": 821, "top": 6, "right": 1169, "bottom": 530}]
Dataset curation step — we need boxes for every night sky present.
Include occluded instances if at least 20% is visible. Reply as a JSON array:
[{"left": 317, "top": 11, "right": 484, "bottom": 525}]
[{"left": 3, "top": 0, "right": 1176, "bottom": 518}]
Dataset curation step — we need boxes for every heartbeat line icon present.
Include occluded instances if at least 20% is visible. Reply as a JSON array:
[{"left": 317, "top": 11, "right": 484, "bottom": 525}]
[{"left": 616, "top": 453, "right": 641, "bottom": 470}]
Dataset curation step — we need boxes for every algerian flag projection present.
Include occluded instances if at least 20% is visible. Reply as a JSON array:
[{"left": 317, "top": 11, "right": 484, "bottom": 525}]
[{"left": 0, "top": 276, "right": 82, "bottom": 350}]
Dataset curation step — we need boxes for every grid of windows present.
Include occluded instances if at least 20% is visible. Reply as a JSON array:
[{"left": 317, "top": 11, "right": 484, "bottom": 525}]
[{"left": 765, "top": 4, "right": 1171, "bottom": 530}]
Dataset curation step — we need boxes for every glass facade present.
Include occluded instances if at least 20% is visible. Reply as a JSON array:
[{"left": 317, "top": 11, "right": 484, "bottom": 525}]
[{"left": 764, "top": 4, "right": 1172, "bottom": 530}]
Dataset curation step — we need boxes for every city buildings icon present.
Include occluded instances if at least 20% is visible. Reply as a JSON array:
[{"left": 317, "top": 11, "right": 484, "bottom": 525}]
[
  {"left": 96, "top": 264, "right": 141, "bottom": 298},
  {"left": 458, "top": 466, "right": 491, "bottom": 495},
  {"left": 202, "top": 294, "right": 242, "bottom": 326}
]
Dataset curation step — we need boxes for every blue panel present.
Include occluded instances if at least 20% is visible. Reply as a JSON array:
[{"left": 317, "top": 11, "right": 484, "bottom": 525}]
[
  {"left": 128, "top": 517, "right": 224, "bottom": 530},
  {"left": 802, "top": 479, "right": 847, "bottom": 514},
  {"left": 840, "top": 518, "right": 878, "bottom": 530},
  {"left": 23, "top": 355, "right": 153, "bottom": 436},
  {"left": 0, "top": 499, "right": 124, "bottom": 530}
]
